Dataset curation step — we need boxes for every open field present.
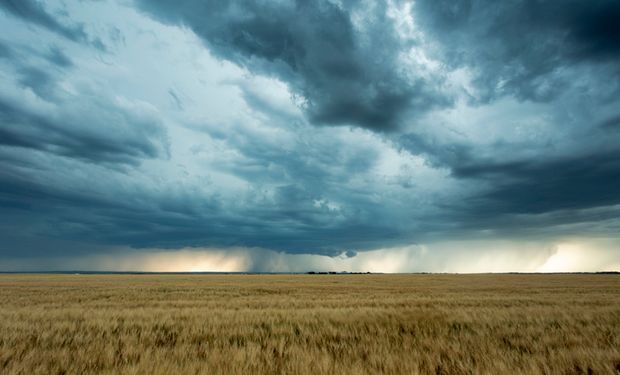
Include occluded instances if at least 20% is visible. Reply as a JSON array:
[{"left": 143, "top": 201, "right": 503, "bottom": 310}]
[{"left": 0, "top": 274, "right": 619, "bottom": 374}]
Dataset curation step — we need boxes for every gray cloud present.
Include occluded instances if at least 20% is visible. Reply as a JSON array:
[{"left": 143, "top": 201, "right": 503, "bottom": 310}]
[
  {"left": 0, "top": 11, "right": 167, "bottom": 166},
  {"left": 0, "top": 0, "right": 106, "bottom": 50},
  {"left": 0, "top": 153, "right": 403, "bottom": 258},
  {"left": 0, "top": 73, "right": 422, "bottom": 257},
  {"left": 135, "top": 0, "right": 450, "bottom": 131},
  {"left": 380, "top": 0, "right": 620, "bottom": 234},
  {"left": 16, "top": 66, "right": 57, "bottom": 99},
  {"left": 414, "top": 0, "right": 620, "bottom": 103},
  {"left": 0, "top": 92, "right": 168, "bottom": 165},
  {"left": 0, "top": 39, "right": 73, "bottom": 72},
  {"left": 451, "top": 151, "right": 620, "bottom": 214},
  {"left": 600, "top": 115, "right": 620, "bottom": 131},
  {"left": 0, "top": 0, "right": 87, "bottom": 42},
  {"left": 46, "top": 46, "right": 72, "bottom": 68},
  {"left": 410, "top": 150, "right": 620, "bottom": 241},
  {"left": 0, "top": 40, "right": 12, "bottom": 58},
  {"left": 398, "top": 119, "right": 620, "bottom": 231}
]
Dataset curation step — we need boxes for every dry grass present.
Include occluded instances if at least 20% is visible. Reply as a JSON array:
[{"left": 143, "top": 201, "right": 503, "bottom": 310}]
[{"left": 0, "top": 274, "right": 619, "bottom": 374}]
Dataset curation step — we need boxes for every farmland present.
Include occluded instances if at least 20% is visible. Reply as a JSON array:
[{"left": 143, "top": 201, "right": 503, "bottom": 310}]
[{"left": 1, "top": 274, "right": 619, "bottom": 374}]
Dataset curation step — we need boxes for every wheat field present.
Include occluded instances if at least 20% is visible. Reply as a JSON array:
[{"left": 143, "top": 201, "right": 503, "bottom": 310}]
[{"left": 0, "top": 274, "right": 619, "bottom": 374}]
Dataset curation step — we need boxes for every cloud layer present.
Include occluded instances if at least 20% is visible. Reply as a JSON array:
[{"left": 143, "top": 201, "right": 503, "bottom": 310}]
[{"left": 0, "top": 0, "right": 619, "bottom": 271}]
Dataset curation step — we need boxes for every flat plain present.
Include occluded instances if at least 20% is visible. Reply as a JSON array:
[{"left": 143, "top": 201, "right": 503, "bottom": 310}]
[{"left": 0, "top": 274, "right": 619, "bottom": 374}]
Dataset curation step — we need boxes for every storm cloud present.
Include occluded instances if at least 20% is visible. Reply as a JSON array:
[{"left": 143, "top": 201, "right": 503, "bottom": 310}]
[
  {"left": 135, "top": 0, "right": 451, "bottom": 131},
  {"left": 0, "top": 0, "right": 619, "bottom": 271},
  {"left": 413, "top": 0, "right": 620, "bottom": 102},
  {"left": 0, "top": 0, "right": 92, "bottom": 45}
]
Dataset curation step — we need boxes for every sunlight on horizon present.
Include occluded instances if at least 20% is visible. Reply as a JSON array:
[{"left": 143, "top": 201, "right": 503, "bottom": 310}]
[{"left": 32, "top": 240, "right": 617, "bottom": 274}]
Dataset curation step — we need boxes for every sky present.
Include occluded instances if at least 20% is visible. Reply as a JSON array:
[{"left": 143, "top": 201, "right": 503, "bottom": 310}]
[{"left": 0, "top": 0, "right": 619, "bottom": 273}]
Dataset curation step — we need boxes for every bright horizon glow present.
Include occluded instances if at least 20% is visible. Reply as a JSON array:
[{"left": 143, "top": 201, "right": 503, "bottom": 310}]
[
  {"left": 2, "top": 240, "right": 618, "bottom": 273},
  {"left": 537, "top": 243, "right": 584, "bottom": 273}
]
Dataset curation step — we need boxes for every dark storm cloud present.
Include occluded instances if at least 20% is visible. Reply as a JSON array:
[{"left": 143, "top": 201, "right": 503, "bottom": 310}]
[
  {"left": 0, "top": 76, "right": 407, "bottom": 258},
  {"left": 184, "top": 120, "right": 404, "bottom": 254},
  {"left": 567, "top": 2, "right": 620, "bottom": 59},
  {"left": 46, "top": 46, "right": 72, "bottom": 68},
  {"left": 136, "top": 0, "right": 449, "bottom": 131},
  {"left": 0, "top": 11, "right": 167, "bottom": 165},
  {"left": 0, "top": 39, "right": 73, "bottom": 71},
  {"left": 16, "top": 66, "right": 57, "bottom": 99},
  {"left": 599, "top": 115, "right": 620, "bottom": 131},
  {"left": 414, "top": 0, "right": 620, "bottom": 102},
  {"left": 453, "top": 151, "right": 620, "bottom": 214},
  {"left": 0, "top": 94, "right": 168, "bottom": 166},
  {"left": 400, "top": 124, "right": 620, "bottom": 215},
  {"left": 0, "top": 40, "right": 12, "bottom": 59},
  {"left": 0, "top": 0, "right": 88, "bottom": 42},
  {"left": 398, "top": 132, "right": 469, "bottom": 170},
  {"left": 135, "top": 0, "right": 620, "bottom": 238},
  {"left": 2, "top": 0, "right": 620, "bottom": 267},
  {"left": 0, "top": 155, "right": 400, "bottom": 258},
  {"left": 0, "top": 0, "right": 410, "bottom": 258},
  {"left": 380, "top": 0, "right": 620, "bottom": 233}
]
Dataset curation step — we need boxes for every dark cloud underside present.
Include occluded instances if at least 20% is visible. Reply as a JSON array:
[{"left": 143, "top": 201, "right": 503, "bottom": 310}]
[
  {"left": 136, "top": 0, "right": 449, "bottom": 131},
  {"left": 0, "top": 96, "right": 168, "bottom": 165}
]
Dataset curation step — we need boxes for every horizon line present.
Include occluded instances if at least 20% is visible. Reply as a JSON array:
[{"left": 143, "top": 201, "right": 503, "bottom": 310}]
[{"left": 1, "top": 271, "right": 619, "bottom": 275}]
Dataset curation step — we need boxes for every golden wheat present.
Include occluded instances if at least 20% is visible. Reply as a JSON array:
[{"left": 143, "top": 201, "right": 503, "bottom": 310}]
[{"left": 0, "top": 274, "right": 619, "bottom": 374}]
